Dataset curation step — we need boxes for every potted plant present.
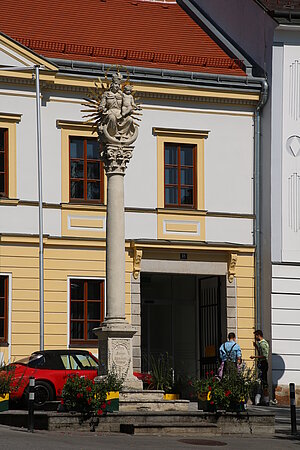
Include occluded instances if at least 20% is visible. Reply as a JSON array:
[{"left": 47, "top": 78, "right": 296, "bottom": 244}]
[
  {"left": 191, "top": 371, "right": 219, "bottom": 411},
  {"left": 62, "top": 374, "right": 107, "bottom": 419},
  {"left": 100, "top": 367, "right": 126, "bottom": 412},
  {"left": 147, "top": 353, "right": 180, "bottom": 400},
  {"left": 192, "top": 364, "right": 256, "bottom": 412},
  {"left": 0, "top": 361, "right": 19, "bottom": 411}
]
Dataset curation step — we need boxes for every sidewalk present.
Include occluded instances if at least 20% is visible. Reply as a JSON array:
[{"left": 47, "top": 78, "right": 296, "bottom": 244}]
[{"left": 0, "top": 425, "right": 299, "bottom": 450}]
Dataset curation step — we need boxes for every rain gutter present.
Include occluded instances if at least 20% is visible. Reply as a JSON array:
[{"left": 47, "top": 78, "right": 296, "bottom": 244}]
[
  {"left": 254, "top": 79, "right": 269, "bottom": 330},
  {"left": 48, "top": 57, "right": 264, "bottom": 92}
]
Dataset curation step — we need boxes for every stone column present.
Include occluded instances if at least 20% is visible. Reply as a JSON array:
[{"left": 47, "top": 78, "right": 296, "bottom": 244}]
[{"left": 94, "top": 144, "right": 142, "bottom": 390}]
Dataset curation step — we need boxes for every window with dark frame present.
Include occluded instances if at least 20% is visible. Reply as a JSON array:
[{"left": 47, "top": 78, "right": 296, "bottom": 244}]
[
  {"left": 164, "top": 143, "right": 196, "bottom": 208},
  {"left": 69, "top": 137, "right": 104, "bottom": 203},
  {"left": 0, "top": 276, "right": 8, "bottom": 343},
  {"left": 0, "top": 128, "right": 8, "bottom": 198},
  {"left": 70, "top": 279, "right": 104, "bottom": 345}
]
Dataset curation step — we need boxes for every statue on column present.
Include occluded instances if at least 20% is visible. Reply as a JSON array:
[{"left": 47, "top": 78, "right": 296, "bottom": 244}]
[{"left": 82, "top": 71, "right": 141, "bottom": 147}]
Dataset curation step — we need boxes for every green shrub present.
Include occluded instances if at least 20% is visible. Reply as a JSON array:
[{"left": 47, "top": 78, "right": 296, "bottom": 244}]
[{"left": 62, "top": 375, "right": 107, "bottom": 416}]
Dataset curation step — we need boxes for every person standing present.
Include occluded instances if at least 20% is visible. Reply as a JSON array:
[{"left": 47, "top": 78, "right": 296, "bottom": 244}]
[
  {"left": 250, "top": 329, "right": 269, "bottom": 405},
  {"left": 218, "top": 332, "right": 242, "bottom": 378}
]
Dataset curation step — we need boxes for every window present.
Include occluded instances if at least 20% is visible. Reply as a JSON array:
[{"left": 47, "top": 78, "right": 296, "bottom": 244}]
[
  {"left": 0, "top": 276, "right": 8, "bottom": 343},
  {"left": 0, "top": 129, "right": 8, "bottom": 198},
  {"left": 164, "top": 143, "right": 196, "bottom": 208},
  {"left": 69, "top": 137, "right": 104, "bottom": 203},
  {"left": 70, "top": 279, "right": 104, "bottom": 345}
]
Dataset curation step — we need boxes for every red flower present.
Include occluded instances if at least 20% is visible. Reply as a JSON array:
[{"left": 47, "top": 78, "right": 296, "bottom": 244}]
[
  {"left": 107, "top": 400, "right": 111, "bottom": 406},
  {"left": 225, "top": 390, "right": 231, "bottom": 397},
  {"left": 208, "top": 386, "right": 212, "bottom": 391},
  {"left": 205, "top": 372, "right": 209, "bottom": 376},
  {"left": 210, "top": 401, "right": 214, "bottom": 405},
  {"left": 210, "top": 371, "right": 214, "bottom": 375},
  {"left": 86, "top": 386, "right": 92, "bottom": 392},
  {"left": 92, "top": 380, "right": 95, "bottom": 385},
  {"left": 76, "top": 393, "right": 81, "bottom": 399},
  {"left": 101, "top": 403, "right": 106, "bottom": 409},
  {"left": 88, "top": 398, "right": 92, "bottom": 405},
  {"left": 97, "top": 409, "right": 103, "bottom": 416},
  {"left": 60, "top": 399, "right": 64, "bottom": 405},
  {"left": 212, "top": 378, "right": 216, "bottom": 382}
]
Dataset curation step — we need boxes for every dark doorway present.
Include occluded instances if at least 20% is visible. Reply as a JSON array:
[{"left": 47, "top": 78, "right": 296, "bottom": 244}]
[{"left": 141, "top": 273, "right": 226, "bottom": 380}]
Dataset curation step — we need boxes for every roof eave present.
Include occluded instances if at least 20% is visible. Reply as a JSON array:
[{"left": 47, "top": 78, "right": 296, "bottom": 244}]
[{"left": 48, "top": 57, "right": 265, "bottom": 93}]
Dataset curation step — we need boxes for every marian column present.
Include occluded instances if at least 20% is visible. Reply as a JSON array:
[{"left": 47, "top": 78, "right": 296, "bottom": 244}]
[{"left": 84, "top": 73, "right": 142, "bottom": 389}]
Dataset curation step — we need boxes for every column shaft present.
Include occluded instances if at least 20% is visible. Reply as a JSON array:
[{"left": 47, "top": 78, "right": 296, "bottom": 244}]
[{"left": 106, "top": 172, "right": 125, "bottom": 321}]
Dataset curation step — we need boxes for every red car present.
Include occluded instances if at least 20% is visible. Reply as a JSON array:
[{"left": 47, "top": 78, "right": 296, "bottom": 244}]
[{"left": 9, "top": 350, "right": 99, "bottom": 406}]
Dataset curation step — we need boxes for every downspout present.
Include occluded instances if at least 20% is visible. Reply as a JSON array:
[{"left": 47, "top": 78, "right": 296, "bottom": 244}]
[{"left": 255, "top": 79, "right": 268, "bottom": 331}]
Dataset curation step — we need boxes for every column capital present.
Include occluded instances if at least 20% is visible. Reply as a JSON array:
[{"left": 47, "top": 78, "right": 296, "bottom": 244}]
[{"left": 100, "top": 144, "right": 134, "bottom": 175}]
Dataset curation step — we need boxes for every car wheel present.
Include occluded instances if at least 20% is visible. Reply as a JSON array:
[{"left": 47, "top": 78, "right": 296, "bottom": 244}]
[{"left": 25, "top": 380, "right": 55, "bottom": 407}]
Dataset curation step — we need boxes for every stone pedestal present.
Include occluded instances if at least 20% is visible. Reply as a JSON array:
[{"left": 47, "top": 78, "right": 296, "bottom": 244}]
[{"left": 94, "top": 321, "right": 142, "bottom": 390}]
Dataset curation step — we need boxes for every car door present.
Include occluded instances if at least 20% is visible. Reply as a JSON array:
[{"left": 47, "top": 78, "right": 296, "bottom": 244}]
[
  {"left": 38, "top": 353, "right": 67, "bottom": 398},
  {"left": 74, "top": 353, "right": 98, "bottom": 381}
]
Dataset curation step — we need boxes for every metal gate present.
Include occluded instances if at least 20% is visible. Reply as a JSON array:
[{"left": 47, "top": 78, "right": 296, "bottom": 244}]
[{"left": 198, "top": 276, "right": 222, "bottom": 376}]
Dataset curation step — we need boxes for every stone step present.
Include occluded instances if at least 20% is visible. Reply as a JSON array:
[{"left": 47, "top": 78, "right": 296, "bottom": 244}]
[
  {"left": 120, "top": 422, "right": 218, "bottom": 435},
  {"left": 120, "top": 390, "right": 165, "bottom": 402},
  {"left": 119, "top": 399, "right": 189, "bottom": 412}
]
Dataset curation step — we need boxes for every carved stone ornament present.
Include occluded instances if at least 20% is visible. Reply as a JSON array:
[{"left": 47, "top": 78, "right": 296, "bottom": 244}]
[
  {"left": 100, "top": 144, "right": 134, "bottom": 175},
  {"left": 82, "top": 70, "right": 142, "bottom": 173},
  {"left": 131, "top": 241, "right": 143, "bottom": 280},
  {"left": 228, "top": 253, "right": 238, "bottom": 283}
]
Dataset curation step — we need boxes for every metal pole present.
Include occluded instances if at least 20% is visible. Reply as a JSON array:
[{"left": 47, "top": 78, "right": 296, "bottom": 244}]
[
  {"left": 35, "top": 65, "right": 44, "bottom": 351},
  {"left": 290, "top": 383, "right": 297, "bottom": 435},
  {"left": 28, "top": 377, "right": 35, "bottom": 432}
]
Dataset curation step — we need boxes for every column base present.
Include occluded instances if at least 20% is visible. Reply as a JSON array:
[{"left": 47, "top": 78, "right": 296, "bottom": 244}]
[{"left": 93, "top": 320, "right": 143, "bottom": 390}]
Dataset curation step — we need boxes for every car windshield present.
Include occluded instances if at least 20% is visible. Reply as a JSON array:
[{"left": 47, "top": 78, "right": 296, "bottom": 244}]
[{"left": 14, "top": 354, "right": 45, "bottom": 368}]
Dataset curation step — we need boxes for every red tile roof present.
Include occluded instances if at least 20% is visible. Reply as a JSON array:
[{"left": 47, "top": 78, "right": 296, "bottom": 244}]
[{"left": 0, "top": 0, "right": 245, "bottom": 76}]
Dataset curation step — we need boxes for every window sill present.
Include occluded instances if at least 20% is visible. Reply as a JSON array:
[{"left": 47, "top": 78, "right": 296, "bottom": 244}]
[
  {"left": 61, "top": 203, "right": 106, "bottom": 212},
  {"left": 69, "top": 342, "right": 98, "bottom": 348},
  {"left": 158, "top": 208, "right": 207, "bottom": 216},
  {"left": 0, "top": 198, "right": 19, "bottom": 206}
]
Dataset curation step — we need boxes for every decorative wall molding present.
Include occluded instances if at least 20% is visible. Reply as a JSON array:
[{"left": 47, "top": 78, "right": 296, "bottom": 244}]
[
  {"left": 131, "top": 241, "right": 143, "bottom": 280},
  {"left": 287, "top": 135, "right": 300, "bottom": 158},
  {"left": 288, "top": 173, "right": 300, "bottom": 232},
  {"left": 228, "top": 253, "right": 238, "bottom": 283},
  {"left": 289, "top": 60, "right": 300, "bottom": 120}
]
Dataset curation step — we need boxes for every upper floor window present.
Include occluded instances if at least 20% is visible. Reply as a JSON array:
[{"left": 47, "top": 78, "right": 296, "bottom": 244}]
[
  {"left": 69, "top": 137, "right": 104, "bottom": 203},
  {"left": 0, "top": 276, "right": 8, "bottom": 343},
  {"left": 0, "top": 129, "right": 8, "bottom": 198},
  {"left": 70, "top": 279, "right": 104, "bottom": 345},
  {"left": 164, "top": 143, "right": 196, "bottom": 208}
]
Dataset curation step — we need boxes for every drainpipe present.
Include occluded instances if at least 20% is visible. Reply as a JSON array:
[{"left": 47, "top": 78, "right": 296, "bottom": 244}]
[{"left": 254, "top": 79, "right": 268, "bottom": 331}]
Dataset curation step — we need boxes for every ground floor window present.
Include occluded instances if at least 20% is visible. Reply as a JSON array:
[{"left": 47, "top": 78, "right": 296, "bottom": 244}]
[
  {"left": 70, "top": 279, "right": 104, "bottom": 345},
  {"left": 0, "top": 276, "right": 8, "bottom": 343}
]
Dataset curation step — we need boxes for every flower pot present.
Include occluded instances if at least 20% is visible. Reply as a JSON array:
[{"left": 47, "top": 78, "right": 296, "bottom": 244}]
[
  {"left": 0, "top": 394, "right": 9, "bottom": 412},
  {"left": 197, "top": 392, "right": 208, "bottom": 410},
  {"left": 164, "top": 393, "right": 180, "bottom": 400},
  {"left": 105, "top": 391, "right": 119, "bottom": 412}
]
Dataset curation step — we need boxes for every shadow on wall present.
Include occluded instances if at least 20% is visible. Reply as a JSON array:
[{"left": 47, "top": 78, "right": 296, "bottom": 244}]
[{"left": 272, "top": 353, "right": 286, "bottom": 401}]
